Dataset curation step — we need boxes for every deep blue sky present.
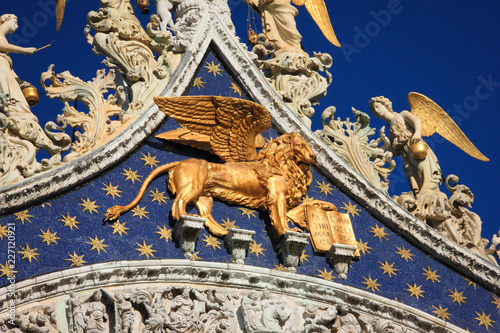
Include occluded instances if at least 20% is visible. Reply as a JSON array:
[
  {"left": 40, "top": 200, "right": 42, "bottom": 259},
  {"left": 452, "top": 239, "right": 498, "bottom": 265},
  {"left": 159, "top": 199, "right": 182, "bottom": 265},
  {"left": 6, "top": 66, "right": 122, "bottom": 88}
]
[{"left": 3, "top": 1, "right": 499, "bottom": 243}]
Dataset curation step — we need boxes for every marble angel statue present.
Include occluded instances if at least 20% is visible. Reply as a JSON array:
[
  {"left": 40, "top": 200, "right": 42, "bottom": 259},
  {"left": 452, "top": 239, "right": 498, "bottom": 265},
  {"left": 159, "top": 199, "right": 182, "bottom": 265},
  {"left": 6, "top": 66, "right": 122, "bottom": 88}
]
[
  {"left": 0, "top": 14, "right": 70, "bottom": 186},
  {"left": 244, "top": 0, "right": 340, "bottom": 54},
  {"left": 368, "top": 93, "right": 488, "bottom": 228}
]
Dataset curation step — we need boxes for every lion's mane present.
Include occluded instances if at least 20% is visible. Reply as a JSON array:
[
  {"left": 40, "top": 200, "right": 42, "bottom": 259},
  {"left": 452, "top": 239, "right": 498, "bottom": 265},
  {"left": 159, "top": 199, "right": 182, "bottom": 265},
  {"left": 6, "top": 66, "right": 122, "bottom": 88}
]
[{"left": 256, "top": 133, "right": 313, "bottom": 209}]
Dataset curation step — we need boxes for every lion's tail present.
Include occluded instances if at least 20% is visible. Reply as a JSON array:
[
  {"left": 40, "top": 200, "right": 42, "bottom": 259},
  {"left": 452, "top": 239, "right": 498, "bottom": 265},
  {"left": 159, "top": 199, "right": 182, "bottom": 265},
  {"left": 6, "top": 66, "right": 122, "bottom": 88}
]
[{"left": 104, "top": 161, "right": 180, "bottom": 221}]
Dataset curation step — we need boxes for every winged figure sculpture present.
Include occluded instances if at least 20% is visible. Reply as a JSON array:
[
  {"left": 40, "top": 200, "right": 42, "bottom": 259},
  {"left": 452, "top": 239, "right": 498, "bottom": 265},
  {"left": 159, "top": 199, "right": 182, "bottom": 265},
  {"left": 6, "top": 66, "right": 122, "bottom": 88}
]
[
  {"left": 407, "top": 92, "right": 489, "bottom": 162},
  {"left": 105, "top": 96, "right": 317, "bottom": 237}
]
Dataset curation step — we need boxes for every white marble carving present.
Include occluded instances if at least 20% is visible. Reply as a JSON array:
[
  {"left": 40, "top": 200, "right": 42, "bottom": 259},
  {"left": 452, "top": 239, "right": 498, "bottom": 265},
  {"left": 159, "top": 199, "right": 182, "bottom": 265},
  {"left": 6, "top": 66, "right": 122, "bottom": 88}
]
[{"left": 0, "top": 260, "right": 469, "bottom": 333}]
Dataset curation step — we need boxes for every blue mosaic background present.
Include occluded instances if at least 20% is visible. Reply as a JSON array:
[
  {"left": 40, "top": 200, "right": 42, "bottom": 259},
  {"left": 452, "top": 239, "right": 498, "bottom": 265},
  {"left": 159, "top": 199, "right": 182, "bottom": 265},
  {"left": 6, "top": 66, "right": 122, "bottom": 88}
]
[{"left": 1, "top": 51, "right": 499, "bottom": 332}]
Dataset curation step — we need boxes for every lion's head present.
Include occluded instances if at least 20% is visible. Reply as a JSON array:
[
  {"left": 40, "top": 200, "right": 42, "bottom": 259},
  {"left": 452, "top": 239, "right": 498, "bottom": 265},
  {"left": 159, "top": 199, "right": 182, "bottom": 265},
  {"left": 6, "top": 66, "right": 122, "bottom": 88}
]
[{"left": 258, "top": 133, "right": 316, "bottom": 208}]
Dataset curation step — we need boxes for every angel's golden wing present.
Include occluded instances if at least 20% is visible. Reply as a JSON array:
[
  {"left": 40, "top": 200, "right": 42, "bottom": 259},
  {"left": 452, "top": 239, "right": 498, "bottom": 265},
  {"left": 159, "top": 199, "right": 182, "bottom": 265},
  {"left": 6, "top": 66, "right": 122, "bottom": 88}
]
[
  {"left": 292, "top": 0, "right": 340, "bottom": 47},
  {"left": 56, "top": 0, "right": 66, "bottom": 31},
  {"left": 408, "top": 92, "right": 489, "bottom": 162},
  {"left": 154, "top": 96, "right": 271, "bottom": 162}
]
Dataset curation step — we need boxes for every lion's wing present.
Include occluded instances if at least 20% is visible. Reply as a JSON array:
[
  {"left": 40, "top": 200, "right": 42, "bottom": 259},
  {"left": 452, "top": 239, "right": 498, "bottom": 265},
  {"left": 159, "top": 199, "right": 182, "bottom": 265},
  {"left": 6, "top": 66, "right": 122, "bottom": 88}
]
[{"left": 154, "top": 96, "right": 271, "bottom": 162}]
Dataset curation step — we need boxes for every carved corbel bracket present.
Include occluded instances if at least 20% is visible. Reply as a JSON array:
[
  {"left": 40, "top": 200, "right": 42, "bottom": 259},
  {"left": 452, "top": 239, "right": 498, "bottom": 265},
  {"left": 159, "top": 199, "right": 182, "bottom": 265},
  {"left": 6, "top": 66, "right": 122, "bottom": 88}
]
[
  {"left": 173, "top": 215, "right": 205, "bottom": 260},
  {"left": 276, "top": 231, "right": 310, "bottom": 273},
  {"left": 326, "top": 243, "right": 357, "bottom": 280},
  {"left": 224, "top": 228, "right": 256, "bottom": 264}
]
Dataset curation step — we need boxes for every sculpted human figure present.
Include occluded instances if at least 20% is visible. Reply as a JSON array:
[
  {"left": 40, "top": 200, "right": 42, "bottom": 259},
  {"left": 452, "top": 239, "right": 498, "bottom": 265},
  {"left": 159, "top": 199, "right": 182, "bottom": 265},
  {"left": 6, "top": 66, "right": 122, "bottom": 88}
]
[
  {"left": 0, "top": 13, "right": 65, "bottom": 179},
  {"left": 85, "top": 290, "right": 108, "bottom": 333},
  {"left": 241, "top": 291, "right": 264, "bottom": 332},
  {"left": 243, "top": 0, "right": 304, "bottom": 54},
  {"left": 369, "top": 96, "right": 449, "bottom": 225},
  {"left": 70, "top": 293, "right": 87, "bottom": 333},
  {"left": 332, "top": 303, "right": 361, "bottom": 333},
  {"left": 0, "top": 14, "right": 36, "bottom": 106},
  {"left": 115, "top": 293, "right": 134, "bottom": 333},
  {"left": 166, "top": 287, "right": 197, "bottom": 332},
  {"left": 155, "top": 0, "right": 176, "bottom": 31}
]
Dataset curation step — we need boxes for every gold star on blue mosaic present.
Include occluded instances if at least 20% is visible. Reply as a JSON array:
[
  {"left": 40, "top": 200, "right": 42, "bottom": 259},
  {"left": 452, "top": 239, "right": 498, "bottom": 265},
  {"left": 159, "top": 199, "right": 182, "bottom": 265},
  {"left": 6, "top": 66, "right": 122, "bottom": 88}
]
[
  {"left": 274, "top": 264, "right": 287, "bottom": 272},
  {"left": 379, "top": 261, "right": 398, "bottom": 277},
  {"left": 204, "top": 61, "right": 223, "bottom": 76},
  {"left": 203, "top": 234, "right": 222, "bottom": 250},
  {"left": 422, "top": 266, "right": 441, "bottom": 284},
  {"left": 136, "top": 241, "right": 157, "bottom": 259},
  {"left": 229, "top": 82, "right": 242, "bottom": 96},
  {"left": 0, "top": 261, "right": 17, "bottom": 278},
  {"left": 140, "top": 152, "right": 160, "bottom": 168},
  {"left": 317, "top": 268, "right": 335, "bottom": 281},
  {"left": 59, "top": 213, "right": 80, "bottom": 231},
  {"left": 39, "top": 228, "right": 60, "bottom": 245},
  {"left": 465, "top": 328, "right": 475, "bottom": 333},
  {"left": 122, "top": 167, "right": 142, "bottom": 183},
  {"left": 18, "top": 243, "right": 40, "bottom": 263},
  {"left": 41, "top": 202, "right": 52, "bottom": 208},
  {"left": 15, "top": 210, "right": 34, "bottom": 224},
  {"left": 396, "top": 245, "right": 415, "bottom": 261},
  {"left": 362, "top": 276, "right": 381, "bottom": 293},
  {"left": 342, "top": 201, "right": 361, "bottom": 217},
  {"left": 464, "top": 278, "right": 477, "bottom": 289},
  {"left": 475, "top": 311, "right": 495, "bottom": 331},
  {"left": 301, "top": 194, "right": 314, "bottom": 203},
  {"left": 102, "top": 182, "right": 122, "bottom": 199},
  {"left": 79, "top": 198, "right": 100, "bottom": 214},
  {"left": 356, "top": 239, "right": 371, "bottom": 255},
  {"left": 221, "top": 218, "right": 238, "bottom": 229},
  {"left": 492, "top": 296, "right": 500, "bottom": 309},
  {"left": 149, "top": 188, "right": 167, "bottom": 205},
  {"left": 193, "top": 77, "right": 206, "bottom": 89},
  {"left": 432, "top": 305, "right": 451, "bottom": 321},
  {"left": 370, "top": 224, "right": 388, "bottom": 241},
  {"left": 238, "top": 207, "right": 257, "bottom": 219},
  {"left": 406, "top": 283, "right": 425, "bottom": 300},
  {"left": 300, "top": 250, "right": 310, "bottom": 263},
  {"left": 66, "top": 251, "right": 87, "bottom": 267},
  {"left": 249, "top": 240, "right": 266, "bottom": 257},
  {"left": 110, "top": 220, "right": 129, "bottom": 236},
  {"left": 448, "top": 288, "right": 467, "bottom": 305},
  {"left": 0, "top": 224, "right": 7, "bottom": 240},
  {"left": 132, "top": 205, "right": 149, "bottom": 219},
  {"left": 315, "top": 180, "right": 334, "bottom": 196},
  {"left": 156, "top": 225, "right": 172, "bottom": 242},
  {"left": 192, "top": 252, "right": 202, "bottom": 261},
  {"left": 87, "top": 236, "right": 108, "bottom": 254}
]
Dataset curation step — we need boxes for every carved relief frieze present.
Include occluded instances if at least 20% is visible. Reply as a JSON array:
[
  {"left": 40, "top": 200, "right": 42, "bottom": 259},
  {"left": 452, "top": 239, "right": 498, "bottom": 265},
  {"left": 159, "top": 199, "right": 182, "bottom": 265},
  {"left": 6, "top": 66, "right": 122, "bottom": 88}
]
[{"left": 0, "top": 261, "right": 469, "bottom": 333}]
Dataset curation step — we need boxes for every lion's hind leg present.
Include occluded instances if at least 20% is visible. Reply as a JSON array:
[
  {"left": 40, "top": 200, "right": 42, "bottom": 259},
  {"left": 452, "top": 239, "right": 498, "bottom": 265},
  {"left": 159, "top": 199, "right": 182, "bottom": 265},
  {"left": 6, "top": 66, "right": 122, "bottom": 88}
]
[
  {"left": 169, "top": 159, "right": 207, "bottom": 220},
  {"left": 195, "top": 196, "right": 228, "bottom": 237}
]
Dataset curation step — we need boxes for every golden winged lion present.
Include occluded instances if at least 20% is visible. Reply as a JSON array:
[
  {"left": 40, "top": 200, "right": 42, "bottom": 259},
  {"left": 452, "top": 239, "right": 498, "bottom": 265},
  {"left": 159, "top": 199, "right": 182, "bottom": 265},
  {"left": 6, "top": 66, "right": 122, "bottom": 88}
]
[{"left": 105, "top": 96, "right": 317, "bottom": 237}]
